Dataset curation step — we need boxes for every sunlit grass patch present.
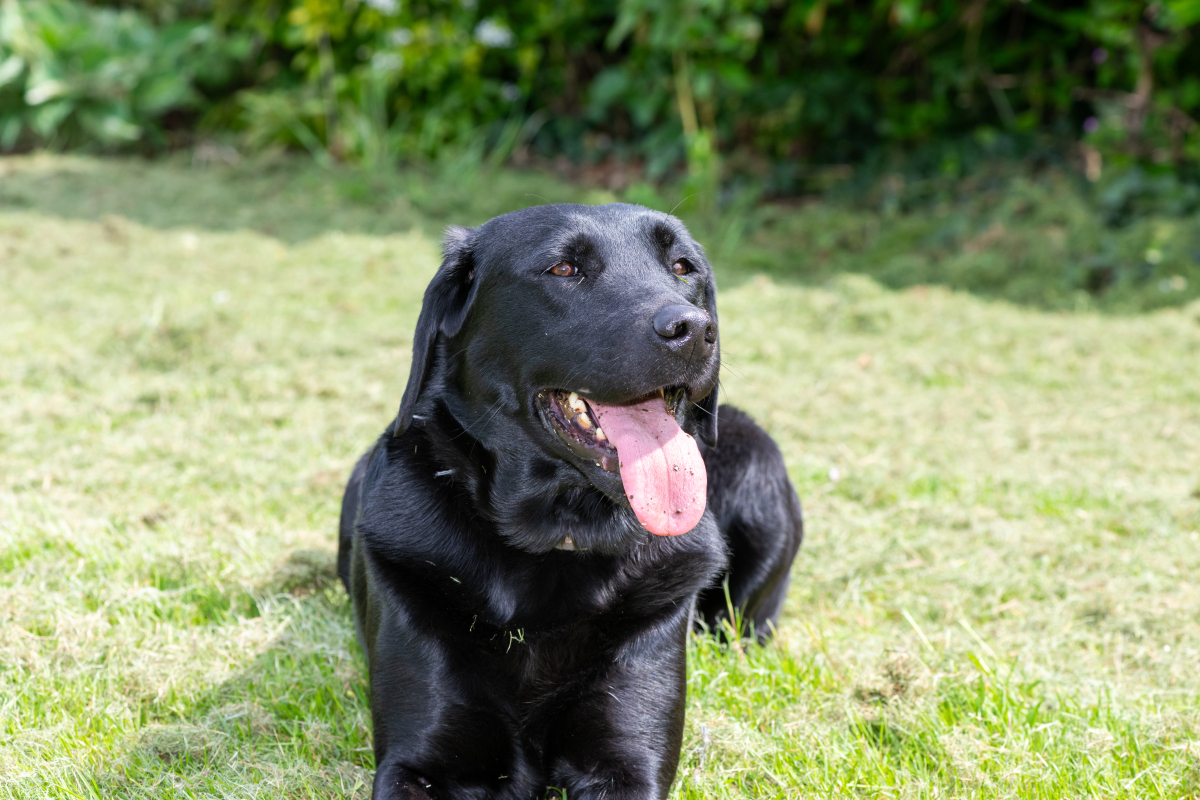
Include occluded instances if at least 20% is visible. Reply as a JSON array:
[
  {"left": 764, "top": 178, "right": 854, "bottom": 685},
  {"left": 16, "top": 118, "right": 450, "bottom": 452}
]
[{"left": 678, "top": 629, "right": 1200, "bottom": 798}]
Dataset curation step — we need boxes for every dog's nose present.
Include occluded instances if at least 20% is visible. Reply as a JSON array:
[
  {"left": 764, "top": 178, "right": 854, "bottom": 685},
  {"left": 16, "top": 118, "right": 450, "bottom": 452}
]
[{"left": 653, "top": 305, "right": 716, "bottom": 355}]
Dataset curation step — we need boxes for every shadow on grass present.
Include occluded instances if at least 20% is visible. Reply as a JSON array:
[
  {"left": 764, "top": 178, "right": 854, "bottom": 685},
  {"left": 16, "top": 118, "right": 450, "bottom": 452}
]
[
  {"left": 0, "top": 152, "right": 613, "bottom": 245},
  {"left": 88, "top": 549, "right": 375, "bottom": 798},
  {"left": 3, "top": 152, "right": 1199, "bottom": 314}
]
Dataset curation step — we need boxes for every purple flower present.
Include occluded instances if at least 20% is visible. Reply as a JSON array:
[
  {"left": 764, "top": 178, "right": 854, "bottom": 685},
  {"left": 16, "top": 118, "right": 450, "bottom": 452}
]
[
  {"left": 1083, "top": 116, "right": 1100, "bottom": 134},
  {"left": 1092, "top": 48, "right": 1108, "bottom": 65}
]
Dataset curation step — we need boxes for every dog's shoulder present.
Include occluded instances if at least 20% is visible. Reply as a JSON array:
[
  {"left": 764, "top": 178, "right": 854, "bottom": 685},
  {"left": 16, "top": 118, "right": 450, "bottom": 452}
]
[{"left": 356, "top": 426, "right": 488, "bottom": 562}]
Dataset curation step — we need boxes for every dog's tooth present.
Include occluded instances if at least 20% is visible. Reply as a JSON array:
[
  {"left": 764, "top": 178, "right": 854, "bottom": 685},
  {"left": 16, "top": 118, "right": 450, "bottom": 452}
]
[
  {"left": 578, "top": 413, "right": 592, "bottom": 429},
  {"left": 594, "top": 425, "right": 607, "bottom": 440}
]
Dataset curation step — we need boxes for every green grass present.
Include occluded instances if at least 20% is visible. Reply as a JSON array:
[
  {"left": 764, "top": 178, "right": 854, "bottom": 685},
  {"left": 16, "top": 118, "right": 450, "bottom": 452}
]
[{"left": 2, "top": 153, "right": 1200, "bottom": 799}]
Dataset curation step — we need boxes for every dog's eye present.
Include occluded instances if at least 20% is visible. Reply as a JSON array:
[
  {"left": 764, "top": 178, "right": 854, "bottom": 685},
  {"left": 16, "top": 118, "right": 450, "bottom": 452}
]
[
  {"left": 548, "top": 262, "right": 578, "bottom": 277},
  {"left": 672, "top": 260, "right": 692, "bottom": 276}
]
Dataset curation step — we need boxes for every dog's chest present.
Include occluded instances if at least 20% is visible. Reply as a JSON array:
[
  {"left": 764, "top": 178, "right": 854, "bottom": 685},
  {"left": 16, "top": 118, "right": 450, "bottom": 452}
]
[{"left": 408, "top": 544, "right": 703, "bottom": 633}]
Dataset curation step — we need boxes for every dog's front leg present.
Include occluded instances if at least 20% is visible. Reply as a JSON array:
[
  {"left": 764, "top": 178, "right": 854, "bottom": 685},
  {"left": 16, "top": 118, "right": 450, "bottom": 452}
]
[
  {"left": 548, "top": 607, "right": 691, "bottom": 800},
  {"left": 366, "top": 610, "right": 519, "bottom": 800}
]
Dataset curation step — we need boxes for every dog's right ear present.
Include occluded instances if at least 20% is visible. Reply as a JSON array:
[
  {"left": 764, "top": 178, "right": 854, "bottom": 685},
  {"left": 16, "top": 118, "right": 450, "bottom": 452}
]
[{"left": 393, "top": 226, "right": 477, "bottom": 437}]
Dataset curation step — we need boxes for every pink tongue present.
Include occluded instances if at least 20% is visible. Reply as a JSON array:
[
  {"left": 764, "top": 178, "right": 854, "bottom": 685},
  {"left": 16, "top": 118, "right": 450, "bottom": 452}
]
[{"left": 589, "top": 397, "right": 707, "bottom": 536}]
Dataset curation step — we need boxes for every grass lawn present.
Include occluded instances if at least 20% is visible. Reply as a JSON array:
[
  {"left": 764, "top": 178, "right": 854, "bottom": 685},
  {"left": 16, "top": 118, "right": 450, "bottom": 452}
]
[{"left": 2, "top": 153, "right": 1200, "bottom": 798}]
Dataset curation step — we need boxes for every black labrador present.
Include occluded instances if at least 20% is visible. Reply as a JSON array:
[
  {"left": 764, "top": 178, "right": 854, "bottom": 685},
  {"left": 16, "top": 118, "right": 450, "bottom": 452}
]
[{"left": 338, "top": 203, "right": 802, "bottom": 799}]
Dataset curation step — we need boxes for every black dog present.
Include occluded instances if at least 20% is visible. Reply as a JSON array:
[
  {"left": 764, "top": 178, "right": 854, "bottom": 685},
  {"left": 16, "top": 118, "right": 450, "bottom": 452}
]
[{"left": 338, "top": 204, "right": 802, "bottom": 799}]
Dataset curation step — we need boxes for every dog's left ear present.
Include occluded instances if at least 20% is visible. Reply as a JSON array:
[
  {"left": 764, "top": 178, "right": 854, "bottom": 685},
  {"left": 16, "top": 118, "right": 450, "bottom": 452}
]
[
  {"left": 393, "top": 226, "right": 478, "bottom": 436},
  {"left": 695, "top": 276, "right": 719, "bottom": 447}
]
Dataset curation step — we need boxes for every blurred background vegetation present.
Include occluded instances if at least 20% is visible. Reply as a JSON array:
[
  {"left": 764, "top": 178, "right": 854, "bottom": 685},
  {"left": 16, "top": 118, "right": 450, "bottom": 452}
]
[{"left": 3, "top": 0, "right": 1200, "bottom": 308}]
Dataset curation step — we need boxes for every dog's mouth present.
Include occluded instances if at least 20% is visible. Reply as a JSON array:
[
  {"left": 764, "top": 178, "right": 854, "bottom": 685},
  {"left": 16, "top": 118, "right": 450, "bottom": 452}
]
[
  {"left": 538, "top": 386, "right": 688, "bottom": 473},
  {"left": 537, "top": 386, "right": 706, "bottom": 537}
]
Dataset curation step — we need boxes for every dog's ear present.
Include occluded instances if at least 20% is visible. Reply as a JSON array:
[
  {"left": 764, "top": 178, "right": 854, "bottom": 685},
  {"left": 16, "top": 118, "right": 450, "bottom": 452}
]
[
  {"left": 393, "top": 226, "right": 477, "bottom": 436},
  {"left": 695, "top": 276, "right": 719, "bottom": 447}
]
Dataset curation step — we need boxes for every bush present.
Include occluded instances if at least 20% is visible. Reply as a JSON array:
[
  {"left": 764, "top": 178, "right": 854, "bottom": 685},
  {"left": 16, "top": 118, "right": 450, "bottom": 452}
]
[
  {"left": 213, "top": 0, "right": 1200, "bottom": 178},
  {"left": 0, "top": 0, "right": 248, "bottom": 150},
  {"left": 4, "top": 0, "right": 1200, "bottom": 190}
]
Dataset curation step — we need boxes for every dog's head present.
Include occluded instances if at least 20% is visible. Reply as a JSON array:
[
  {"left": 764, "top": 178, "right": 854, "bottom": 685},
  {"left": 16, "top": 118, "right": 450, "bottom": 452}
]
[{"left": 394, "top": 203, "right": 720, "bottom": 553}]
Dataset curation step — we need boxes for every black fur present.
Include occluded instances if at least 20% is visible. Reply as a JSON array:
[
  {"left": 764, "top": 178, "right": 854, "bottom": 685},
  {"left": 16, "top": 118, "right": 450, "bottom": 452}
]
[{"left": 338, "top": 204, "right": 802, "bottom": 799}]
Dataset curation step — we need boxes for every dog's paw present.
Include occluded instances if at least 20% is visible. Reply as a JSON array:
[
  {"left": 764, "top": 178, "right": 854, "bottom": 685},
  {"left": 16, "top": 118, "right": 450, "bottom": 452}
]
[{"left": 373, "top": 766, "right": 437, "bottom": 800}]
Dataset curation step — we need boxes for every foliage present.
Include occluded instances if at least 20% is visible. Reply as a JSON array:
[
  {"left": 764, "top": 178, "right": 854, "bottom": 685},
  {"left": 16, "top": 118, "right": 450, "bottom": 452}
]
[
  {"left": 0, "top": 0, "right": 250, "bottom": 150},
  {"left": 5, "top": 0, "right": 1200, "bottom": 189},
  {"left": 217, "top": 0, "right": 1200, "bottom": 188}
]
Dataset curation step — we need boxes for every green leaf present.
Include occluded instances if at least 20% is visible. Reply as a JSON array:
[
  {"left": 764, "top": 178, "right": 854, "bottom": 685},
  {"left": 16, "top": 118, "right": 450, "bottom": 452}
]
[
  {"left": 136, "top": 73, "right": 194, "bottom": 115},
  {"left": 30, "top": 98, "right": 72, "bottom": 137},
  {"left": 25, "top": 77, "right": 67, "bottom": 106},
  {"left": 0, "top": 55, "right": 24, "bottom": 89},
  {"left": 0, "top": 114, "right": 22, "bottom": 149},
  {"left": 1164, "top": 0, "right": 1200, "bottom": 27}
]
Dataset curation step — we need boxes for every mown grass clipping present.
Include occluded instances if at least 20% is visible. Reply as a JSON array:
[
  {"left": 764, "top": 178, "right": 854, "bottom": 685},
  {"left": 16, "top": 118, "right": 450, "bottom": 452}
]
[{"left": 2, "top": 154, "right": 1200, "bottom": 799}]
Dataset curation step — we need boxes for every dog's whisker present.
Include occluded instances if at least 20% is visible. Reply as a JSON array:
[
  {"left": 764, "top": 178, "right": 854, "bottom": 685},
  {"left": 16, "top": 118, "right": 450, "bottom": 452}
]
[
  {"left": 449, "top": 397, "right": 506, "bottom": 441},
  {"left": 713, "top": 355, "right": 750, "bottom": 384},
  {"left": 669, "top": 194, "right": 699, "bottom": 216},
  {"left": 693, "top": 397, "right": 717, "bottom": 419},
  {"left": 553, "top": 364, "right": 589, "bottom": 394},
  {"left": 470, "top": 398, "right": 508, "bottom": 433}
]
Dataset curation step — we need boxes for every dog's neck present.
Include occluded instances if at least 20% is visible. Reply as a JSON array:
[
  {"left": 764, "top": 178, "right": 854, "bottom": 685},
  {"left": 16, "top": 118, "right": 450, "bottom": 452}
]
[{"left": 399, "top": 398, "right": 648, "bottom": 556}]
